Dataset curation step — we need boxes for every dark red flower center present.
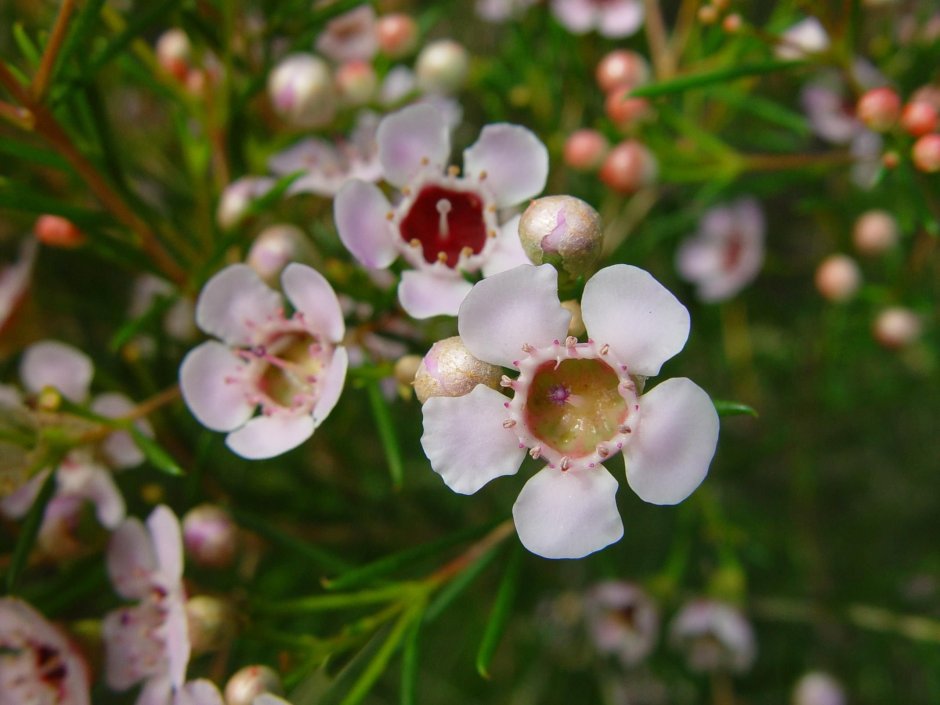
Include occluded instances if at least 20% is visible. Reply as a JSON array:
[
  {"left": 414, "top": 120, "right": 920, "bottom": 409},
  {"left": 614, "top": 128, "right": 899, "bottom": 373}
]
[{"left": 399, "top": 185, "right": 487, "bottom": 268}]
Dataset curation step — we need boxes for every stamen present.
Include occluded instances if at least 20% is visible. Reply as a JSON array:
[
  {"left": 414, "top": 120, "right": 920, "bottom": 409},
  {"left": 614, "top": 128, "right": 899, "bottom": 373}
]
[
  {"left": 502, "top": 419, "right": 517, "bottom": 428},
  {"left": 600, "top": 344, "right": 610, "bottom": 355},
  {"left": 560, "top": 457, "right": 571, "bottom": 471},
  {"left": 421, "top": 156, "right": 430, "bottom": 165},
  {"left": 436, "top": 198, "right": 452, "bottom": 238},
  {"left": 618, "top": 424, "right": 632, "bottom": 434},
  {"left": 500, "top": 374, "right": 515, "bottom": 388},
  {"left": 596, "top": 444, "right": 610, "bottom": 458},
  {"left": 565, "top": 336, "right": 578, "bottom": 349},
  {"left": 447, "top": 165, "right": 460, "bottom": 177},
  {"left": 529, "top": 445, "right": 542, "bottom": 459}
]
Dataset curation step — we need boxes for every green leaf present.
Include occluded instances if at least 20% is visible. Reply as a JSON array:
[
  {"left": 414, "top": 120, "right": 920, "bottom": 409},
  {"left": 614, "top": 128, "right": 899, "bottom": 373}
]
[
  {"left": 12, "top": 23, "right": 41, "bottom": 66},
  {"left": 254, "top": 585, "right": 409, "bottom": 615},
  {"left": 56, "top": 0, "right": 107, "bottom": 77},
  {"left": 5, "top": 464, "right": 58, "bottom": 594},
  {"left": 424, "top": 537, "right": 505, "bottom": 623},
  {"left": 129, "top": 427, "right": 184, "bottom": 476},
  {"left": 713, "top": 399, "right": 759, "bottom": 418},
  {"left": 365, "top": 381, "right": 403, "bottom": 489},
  {"left": 713, "top": 86, "right": 810, "bottom": 135},
  {"left": 630, "top": 60, "right": 805, "bottom": 98},
  {"left": 84, "top": 0, "right": 179, "bottom": 77},
  {"left": 0, "top": 136, "right": 72, "bottom": 171},
  {"left": 400, "top": 618, "right": 421, "bottom": 705},
  {"left": 475, "top": 544, "right": 522, "bottom": 679}
]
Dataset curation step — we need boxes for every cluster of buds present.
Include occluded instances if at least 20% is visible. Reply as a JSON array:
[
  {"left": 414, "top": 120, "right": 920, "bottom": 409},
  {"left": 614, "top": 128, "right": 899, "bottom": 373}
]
[
  {"left": 853, "top": 84, "right": 940, "bottom": 173},
  {"left": 696, "top": 0, "right": 742, "bottom": 34}
]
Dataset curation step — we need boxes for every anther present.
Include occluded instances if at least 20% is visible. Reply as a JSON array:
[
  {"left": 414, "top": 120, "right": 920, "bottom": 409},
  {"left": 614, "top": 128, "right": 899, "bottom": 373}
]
[
  {"left": 618, "top": 424, "right": 631, "bottom": 434},
  {"left": 421, "top": 156, "right": 429, "bottom": 165},
  {"left": 521, "top": 343, "right": 535, "bottom": 354},
  {"left": 596, "top": 444, "right": 610, "bottom": 458},
  {"left": 529, "top": 445, "right": 542, "bottom": 459},
  {"left": 600, "top": 344, "right": 610, "bottom": 355},
  {"left": 436, "top": 251, "right": 448, "bottom": 262},
  {"left": 502, "top": 419, "right": 517, "bottom": 428},
  {"left": 402, "top": 186, "right": 412, "bottom": 196},
  {"left": 565, "top": 336, "right": 577, "bottom": 348},
  {"left": 410, "top": 238, "right": 421, "bottom": 248},
  {"left": 488, "top": 229, "right": 497, "bottom": 238},
  {"left": 560, "top": 457, "right": 571, "bottom": 471},
  {"left": 500, "top": 375, "right": 514, "bottom": 388},
  {"left": 386, "top": 211, "right": 395, "bottom": 221},
  {"left": 447, "top": 165, "right": 460, "bottom": 177},
  {"left": 461, "top": 246, "right": 473, "bottom": 258},
  {"left": 479, "top": 170, "right": 488, "bottom": 181}
]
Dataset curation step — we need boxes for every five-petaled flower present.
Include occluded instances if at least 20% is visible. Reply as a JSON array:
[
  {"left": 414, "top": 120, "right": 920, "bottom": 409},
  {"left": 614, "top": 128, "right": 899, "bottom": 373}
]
[
  {"left": 420, "top": 264, "right": 720, "bottom": 559},
  {"left": 180, "top": 263, "right": 347, "bottom": 460},
  {"left": 334, "top": 103, "right": 548, "bottom": 318}
]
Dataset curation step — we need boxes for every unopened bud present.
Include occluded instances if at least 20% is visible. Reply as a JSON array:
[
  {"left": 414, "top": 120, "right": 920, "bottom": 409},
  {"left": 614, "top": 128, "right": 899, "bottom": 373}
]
[
  {"left": 34, "top": 215, "right": 84, "bottom": 248},
  {"left": 856, "top": 87, "right": 901, "bottom": 132},
  {"left": 415, "top": 40, "right": 469, "bottom": 94},
  {"left": 186, "top": 595, "right": 235, "bottom": 653},
  {"left": 268, "top": 53, "right": 336, "bottom": 128},
  {"left": 563, "top": 129, "right": 608, "bottom": 171},
  {"left": 394, "top": 354, "right": 422, "bottom": 388},
  {"left": 377, "top": 14, "right": 419, "bottom": 58},
  {"left": 248, "top": 224, "right": 306, "bottom": 284},
  {"left": 852, "top": 210, "right": 898, "bottom": 256},
  {"left": 561, "top": 300, "right": 585, "bottom": 337},
  {"left": 413, "top": 337, "right": 502, "bottom": 404},
  {"left": 900, "top": 100, "right": 938, "bottom": 137},
  {"left": 224, "top": 665, "right": 283, "bottom": 705},
  {"left": 336, "top": 60, "right": 378, "bottom": 105},
  {"left": 155, "top": 29, "right": 191, "bottom": 81},
  {"left": 599, "top": 140, "right": 658, "bottom": 194},
  {"left": 792, "top": 672, "right": 846, "bottom": 705},
  {"left": 814, "top": 254, "right": 861, "bottom": 302},
  {"left": 595, "top": 50, "right": 650, "bottom": 93},
  {"left": 182, "top": 504, "right": 238, "bottom": 569},
  {"left": 217, "top": 177, "right": 275, "bottom": 230},
  {"left": 873, "top": 307, "right": 922, "bottom": 349},
  {"left": 722, "top": 13, "right": 742, "bottom": 33},
  {"left": 605, "top": 87, "right": 651, "bottom": 127},
  {"left": 519, "top": 195, "right": 603, "bottom": 279},
  {"left": 698, "top": 5, "right": 719, "bottom": 24},
  {"left": 912, "top": 133, "right": 940, "bottom": 173}
]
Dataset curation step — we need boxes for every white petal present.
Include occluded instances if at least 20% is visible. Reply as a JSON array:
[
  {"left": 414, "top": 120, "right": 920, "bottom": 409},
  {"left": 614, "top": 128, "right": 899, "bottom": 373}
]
[
  {"left": 377, "top": 103, "right": 450, "bottom": 187},
  {"left": 598, "top": 0, "right": 644, "bottom": 38},
  {"left": 108, "top": 517, "right": 158, "bottom": 600},
  {"left": 91, "top": 393, "right": 151, "bottom": 468},
  {"left": 20, "top": 340, "right": 93, "bottom": 403},
  {"left": 458, "top": 264, "right": 570, "bottom": 368},
  {"left": 179, "top": 342, "right": 255, "bottom": 432},
  {"left": 624, "top": 377, "right": 719, "bottom": 505},
  {"left": 398, "top": 270, "right": 473, "bottom": 319},
  {"left": 79, "top": 468, "right": 126, "bottom": 529},
  {"left": 253, "top": 697, "right": 293, "bottom": 705},
  {"left": 463, "top": 124, "right": 548, "bottom": 208},
  {"left": 148, "top": 504, "right": 183, "bottom": 583},
  {"left": 550, "top": 0, "right": 596, "bottom": 33},
  {"left": 137, "top": 674, "right": 174, "bottom": 705},
  {"left": 512, "top": 466, "right": 623, "bottom": 559},
  {"left": 481, "top": 215, "right": 531, "bottom": 277},
  {"left": 163, "top": 595, "right": 190, "bottom": 689},
  {"left": 312, "top": 346, "right": 348, "bottom": 428},
  {"left": 176, "top": 680, "right": 225, "bottom": 705},
  {"left": 281, "top": 264, "right": 345, "bottom": 342},
  {"left": 581, "top": 264, "right": 690, "bottom": 377},
  {"left": 334, "top": 179, "right": 398, "bottom": 268},
  {"left": 0, "top": 470, "right": 48, "bottom": 519},
  {"left": 195, "top": 265, "right": 282, "bottom": 346},
  {"left": 225, "top": 414, "right": 315, "bottom": 459},
  {"left": 420, "top": 385, "right": 525, "bottom": 495}
]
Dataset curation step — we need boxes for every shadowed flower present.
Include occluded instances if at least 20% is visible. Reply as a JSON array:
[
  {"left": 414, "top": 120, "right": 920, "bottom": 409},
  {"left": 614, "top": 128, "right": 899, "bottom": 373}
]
[
  {"left": 669, "top": 599, "right": 756, "bottom": 673},
  {"left": 584, "top": 581, "right": 659, "bottom": 666},
  {"left": 180, "top": 264, "right": 347, "bottom": 459},
  {"left": 550, "top": 0, "right": 644, "bottom": 38},
  {"left": 315, "top": 5, "right": 378, "bottom": 63},
  {"left": 420, "top": 264, "right": 719, "bottom": 559}
]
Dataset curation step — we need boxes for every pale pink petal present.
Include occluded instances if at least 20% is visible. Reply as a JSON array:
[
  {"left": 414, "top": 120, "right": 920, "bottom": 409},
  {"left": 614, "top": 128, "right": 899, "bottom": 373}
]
[
  {"left": 253, "top": 696, "right": 293, "bottom": 705},
  {"left": 333, "top": 180, "right": 398, "bottom": 269},
  {"left": 376, "top": 103, "right": 450, "bottom": 187},
  {"left": 92, "top": 393, "right": 152, "bottom": 469},
  {"left": 0, "top": 469, "right": 48, "bottom": 519},
  {"left": 512, "top": 466, "right": 623, "bottom": 559},
  {"left": 225, "top": 414, "right": 315, "bottom": 459},
  {"left": 421, "top": 385, "right": 525, "bottom": 494},
  {"left": 581, "top": 265, "right": 690, "bottom": 377},
  {"left": 179, "top": 342, "right": 254, "bottom": 432},
  {"left": 463, "top": 124, "right": 548, "bottom": 208},
  {"left": 163, "top": 596, "right": 190, "bottom": 689},
  {"left": 312, "top": 346, "right": 348, "bottom": 428},
  {"left": 20, "top": 340, "right": 93, "bottom": 403},
  {"left": 108, "top": 517, "right": 158, "bottom": 600},
  {"left": 624, "top": 377, "right": 719, "bottom": 505},
  {"left": 776, "top": 17, "right": 830, "bottom": 60},
  {"left": 147, "top": 505, "right": 183, "bottom": 583},
  {"left": 78, "top": 467, "right": 126, "bottom": 529},
  {"left": 551, "top": 0, "right": 596, "bottom": 33},
  {"left": 458, "top": 264, "right": 570, "bottom": 368},
  {"left": 598, "top": 0, "right": 644, "bottom": 37},
  {"left": 195, "top": 265, "right": 282, "bottom": 346},
  {"left": 315, "top": 5, "right": 378, "bottom": 63},
  {"left": 676, "top": 239, "right": 722, "bottom": 281},
  {"left": 137, "top": 673, "right": 174, "bottom": 705},
  {"left": 101, "top": 607, "right": 148, "bottom": 690},
  {"left": 398, "top": 270, "right": 473, "bottom": 319},
  {"left": 176, "top": 680, "right": 225, "bottom": 705},
  {"left": 281, "top": 264, "right": 345, "bottom": 342},
  {"left": 481, "top": 215, "right": 531, "bottom": 277},
  {"left": 0, "top": 238, "right": 37, "bottom": 331}
]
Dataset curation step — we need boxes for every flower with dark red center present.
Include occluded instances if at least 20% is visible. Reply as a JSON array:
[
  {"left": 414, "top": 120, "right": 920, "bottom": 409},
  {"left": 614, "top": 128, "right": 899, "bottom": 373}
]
[{"left": 334, "top": 104, "right": 549, "bottom": 318}]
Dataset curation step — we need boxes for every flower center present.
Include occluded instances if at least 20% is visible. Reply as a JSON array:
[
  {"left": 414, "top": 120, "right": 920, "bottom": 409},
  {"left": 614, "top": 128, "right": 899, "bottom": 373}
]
[
  {"left": 722, "top": 229, "right": 744, "bottom": 273},
  {"left": 398, "top": 185, "right": 487, "bottom": 268},
  {"left": 245, "top": 332, "right": 329, "bottom": 412}
]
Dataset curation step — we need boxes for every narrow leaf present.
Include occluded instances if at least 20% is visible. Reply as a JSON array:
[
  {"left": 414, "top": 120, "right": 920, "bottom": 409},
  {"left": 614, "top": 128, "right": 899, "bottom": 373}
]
[
  {"left": 129, "top": 427, "right": 184, "bottom": 475},
  {"left": 400, "top": 618, "right": 421, "bottom": 705},
  {"left": 424, "top": 539, "right": 505, "bottom": 623},
  {"left": 12, "top": 24, "right": 41, "bottom": 66},
  {"left": 630, "top": 60, "right": 805, "bottom": 98},
  {"left": 365, "top": 381, "right": 403, "bottom": 489},
  {"left": 233, "top": 508, "right": 351, "bottom": 573},
  {"left": 6, "top": 465, "right": 58, "bottom": 594},
  {"left": 475, "top": 544, "right": 523, "bottom": 679},
  {"left": 713, "top": 399, "right": 759, "bottom": 418}
]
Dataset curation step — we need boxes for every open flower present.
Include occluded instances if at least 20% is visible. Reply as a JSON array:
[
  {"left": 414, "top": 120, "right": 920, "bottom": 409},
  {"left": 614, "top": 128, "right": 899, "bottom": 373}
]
[
  {"left": 420, "top": 264, "right": 719, "bottom": 559},
  {"left": 669, "top": 599, "right": 756, "bottom": 673},
  {"left": 0, "top": 597, "right": 91, "bottom": 705},
  {"left": 334, "top": 103, "right": 547, "bottom": 318},
  {"left": 584, "top": 581, "right": 659, "bottom": 667},
  {"left": 180, "top": 264, "right": 347, "bottom": 459},
  {"left": 676, "top": 198, "right": 765, "bottom": 302},
  {"left": 550, "top": 0, "right": 644, "bottom": 38},
  {"left": 103, "top": 505, "right": 189, "bottom": 705}
]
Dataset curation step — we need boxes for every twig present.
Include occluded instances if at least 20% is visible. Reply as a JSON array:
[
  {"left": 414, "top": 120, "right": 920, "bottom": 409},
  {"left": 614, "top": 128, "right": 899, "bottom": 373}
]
[
  {"left": 32, "top": 0, "right": 76, "bottom": 101},
  {"left": 643, "top": 0, "right": 676, "bottom": 79},
  {"left": 427, "top": 519, "right": 515, "bottom": 586}
]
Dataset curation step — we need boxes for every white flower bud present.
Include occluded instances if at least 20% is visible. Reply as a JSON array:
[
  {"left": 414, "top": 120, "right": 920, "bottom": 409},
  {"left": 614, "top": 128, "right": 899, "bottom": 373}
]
[
  {"left": 268, "top": 53, "right": 336, "bottom": 128},
  {"left": 519, "top": 195, "right": 603, "bottom": 279},
  {"left": 814, "top": 254, "right": 861, "bottom": 302},
  {"left": 224, "top": 665, "right": 283, "bottom": 705},
  {"left": 792, "top": 672, "right": 846, "bottom": 705},
  {"left": 415, "top": 40, "right": 469, "bottom": 94},
  {"left": 852, "top": 210, "right": 898, "bottom": 256},
  {"left": 873, "top": 307, "right": 922, "bottom": 349},
  {"left": 182, "top": 504, "right": 238, "bottom": 569},
  {"left": 156, "top": 28, "right": 191, "bottom": 81},
  {"left": 413, "top": 336, "right": 502, "bottom": 404},
  {"left": 247, "top": 224, "right": 306, "bottom": 285}
]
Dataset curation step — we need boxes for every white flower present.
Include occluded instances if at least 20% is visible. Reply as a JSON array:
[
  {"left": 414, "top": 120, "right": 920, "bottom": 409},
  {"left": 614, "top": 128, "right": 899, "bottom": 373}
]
[
  {"left": 180, "top": 264, "right": 347, "bottom": 460},
  {"left": 314, "top": 5, "right": 378, "bottom": 64},
  {"left": 334, "top": 104, "right": 548, "bottom": 318},
  {"left": 669, "top": 599, "right": 756, "bottom": 673},
  {"left": 550, "top": 0, "right": 644, "bottom": 38},
  {"left": 103, "top": 505, "right": 190, "bottom": 705},
  {"left": 676, "top": 198, "right": 765, "bottom": 302},
  {"left": 584, "top": 581, "right": 659, "bottom": 666},
  {"left": 776, "top": 17, "right": 830, "bottom": 60},
  {"left": 0, "top": 597, "right": 91, "bottom": 705},
  {"left": 420, "top": 264, "right": 719, "bottom": 559}
]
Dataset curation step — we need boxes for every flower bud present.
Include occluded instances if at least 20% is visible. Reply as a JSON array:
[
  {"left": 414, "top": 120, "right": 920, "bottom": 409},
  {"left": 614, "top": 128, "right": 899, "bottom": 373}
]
[
  {"left": 182, "top": 504, "right": 238, "bottom": 569},
  {"left": 224, "top": 665, "right": 283, "bottom": 705},
  {"left": 605, "top": 87, "right": 651, "bottom": 127},
  {"left": 155, "top": 28, "right": 191, "bottom": 81},
  {"left": 814, "top": 254, "right": 861, "bottom": 302},
  {"left": 852, "top": 209, "right": 898, "bottom": 256},
  {"left": 561, "top": 300, "right": 585, "bottom": 337},
  {"left": 900, "top": 100, "right": 938, "bottom": 137},
  {"left": 248, "top": 224, "right": 306, "bottom": 285},
  {"left": 413, "top": 337, "right": 502, "bottom": 404},
  {"left": 186, "top": 595, "right": 236, "bottom": 653},
  {"left": 34, "top": 215, "right": 84, "bottom": 248},
  {"left": 519, "top": 195, "right": 603, "bottom": 279},
  {"left": 268, "top": 53, "right": 336, "bottom": 128},
  {"left": 336, "top": 60, "right": 378, "bottom": 105},
  {"left": 698, "top": 5, "right": 719, "bottom": 23},
  {"left": 415, "top": 40, "right": 469, "bottom": 94},
  {"left": 792, "top": 672, "right": 846, "bottom": 705},
  {"left": 599, "top": 140, "right": 658, "bottom": 194},
  {"left": 722, "top": 13, "right": 742, "bottom": 33},
  {"left": 912, "top": 133, "right": 940, "bottom": 173},
  {"left": 394, "top": 354, "right": 422, "bottom": 388},
  {"left": 595, "top": 49, "right": 649, "bottom": 93},
  {"left": 563, "top": 129, "right": 608, "bottom": 171},
  {"left": 873, "top": 307, "right": 922, "bottom": 349},
  {"left": 217, "top": 177, "right": 275, "bottom": 230},
  {"left": 856, "top": 87, "right": 901, "bottom": 132},
  {"left": 377, "top": 14, "right": 419, "bottom": 58}
]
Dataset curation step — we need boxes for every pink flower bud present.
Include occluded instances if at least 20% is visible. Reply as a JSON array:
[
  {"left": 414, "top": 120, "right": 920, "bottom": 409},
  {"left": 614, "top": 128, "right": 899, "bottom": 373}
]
[
  {"left": 519, "top": 195, "right": 603, "bottom": 278},
  {"left": 34, "top": 215, "right": 84, "bottom": 248},
  {"left": 247, "top": 224, "right": 305, "bottom": 284},
  {"left": 415, "top": 40, "right": 469, "bottom": 94},
  {"left": 224, "top": 665, "right": 283, "bottom": 705},
  {"left": 595, "top": 49, "right": 650, "bottom": 93},
  {"left": 268, "top": 53, "right": 336, "bottom": 128},
  {"left": 182, "top": 504, "right": 238, "bottom": 569},
  {"left": 413, "top": 336, "right": 502, "bottom": 404},
  {"left": 900, "top": 100, "right": 938, "bottom": 137},
  {"left": 599, "top": 140, "right": 658, "bottom": 194},
  {"left": 856, "top": 87, "right": 901, "bottom": 131},
  {"left": 873, "top": 307, "right": 922, "bottom": 349},
  {"left": 793, "top": 672, "right": 846, "bottom": 705},
  {"left": 604, "top": 86, "right": 651, "bottom": 127},
  {"left": 377, "top": 14, "right": 419, "bottom": 58},
  {"left": 814, "top": 254, "right": 861, "bottom": 302},
  {"left": 722, "top": 13, "right": 742, "bottom": 33},
  {"left": 563, "top": 129, "right": 608, "bottom": 171},
  {"left": 852, "top": 209, "right": 898, "bottom": 256},
  {"left": 155, "top": 28, "right": 191, "bottom": 82},
  {"left": 336, "top": 60, "right": 378, "bottom": 105},
  {"left": 912, "top": 133, "right": 940, "bottom": 172}
]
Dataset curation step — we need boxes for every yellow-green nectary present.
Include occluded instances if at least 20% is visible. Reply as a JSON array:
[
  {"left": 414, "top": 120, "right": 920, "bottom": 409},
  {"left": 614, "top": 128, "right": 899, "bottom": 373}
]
[
  {"left": 413, "top": 336, "right": 503, "bottom": 404},
  {"left": 519, "top": 195, "right": 603, "bottom": 279}
]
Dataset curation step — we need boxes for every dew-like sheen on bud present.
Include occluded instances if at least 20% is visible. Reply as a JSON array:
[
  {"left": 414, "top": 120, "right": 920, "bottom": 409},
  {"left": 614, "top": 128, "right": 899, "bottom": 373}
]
[
  {"left": 413, "top": 336, "right": 502, "bottom": 404},
  {"left": 519, "top": 195, "right": 603, "bottom": 279}
]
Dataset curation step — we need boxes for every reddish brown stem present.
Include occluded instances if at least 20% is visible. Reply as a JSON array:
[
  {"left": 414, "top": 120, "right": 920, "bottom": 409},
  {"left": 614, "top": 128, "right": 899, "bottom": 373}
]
[{"left": 32, "top": 0, "right": 76, "bottom": 101}]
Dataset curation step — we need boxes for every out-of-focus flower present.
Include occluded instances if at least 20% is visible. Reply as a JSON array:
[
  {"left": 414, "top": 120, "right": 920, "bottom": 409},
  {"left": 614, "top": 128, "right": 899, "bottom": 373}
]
[
  {"left": 247, "top": 225, "right": 309, "bottom": 285},
  {"left": 334, "top": 104, "right": 546, "bottom": 318},
  {"left": 476, "top": 0, "right": 538, "bottom": 23},
  {"left": 182, "top": 504, "right": 238, "bottom": 569},
  {"left": 175, "top": 679, "right": 225, "bottom": 705},
  {"left": 551, "top": 0, "right": 644, "bottom": 38},
  {"left": 0, "top": 238, "right": 37, "bottom": 333},
  {"left": 900, "top": 99, "right": 938, "bottom": 137},
  {"left": 421, "top": 264, "right": 719, "bottom": 559},
  {"left": 669, "top": 599, "right": 756, "bottom": 673},
  {"left": 34, "top": 215, "right": 84, "bottom": 249},
  {"left": 185, "top": 596, "right": 234, "bottom": 654},
  {"left": 564, "top": 129, "right": 609, "bottom": 171},
  {"left": 217, "top": 177, "right": 275, "bottom": 230},
  {"left": 584, "top": 581, "right": 659, "bottom": 666},
  {"left": 599, "top": 140, "right": 658, "bottom": 193},
  {"left": 873, "top": 307, "right": 922, "bottom": 349},
  {"left": 852, "top": 209, "right": 898, "bottom": 256},
  {"left": 676, "top": 198, "right": 765, "bottom": 302},
  {"left": 376, "top": 14, "right": 418, "bottom": 57},
  {"left": 155, "top": 29, "right": 192, "bottom": 82},
  {"left": 776, "top": 17, "right": 830, "bottom": 59},
  {"left": 103, "top": 505, "right": 190, "bottom": 705},
  {"left": 792, "top": 671, "right": 846, "bottom": 705},
  {"left": 130, "top": 275, "right": 198, "bottom": 343},
  {"left": 223, "top": 665, "right": 283, "bottom": 705},
  {"left": 815, "top": 254, "right": 861, "bottom": 302},
  {"left": 415, "top": 40, "right": 469, "bottom": 95},
  {"left": 335, "top": 60, "right": 378, "bottom": 105},
  {"left": 180, "top": 264, "right": 347, "bottom": 459},
  {"left": 315, "top": 5, "right": 378, "bottom": 63},
  {"left": 605, "top": 87, "right": 651, "bottom": 128},
  {"left": 267, "top": 54, "right": 336, "bottom": 129},
  {"left": 0, "top": 597, "right": 91, "bottom": 705}
]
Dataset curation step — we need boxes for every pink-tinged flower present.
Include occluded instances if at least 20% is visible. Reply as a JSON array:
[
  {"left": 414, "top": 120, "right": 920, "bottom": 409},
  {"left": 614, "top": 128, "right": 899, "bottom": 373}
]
[
  {"left": 174, "top": 679, "right": 224, "bottom": 705},
  {"left": 669, "top": 599, "right": 755, "bottom": 673},
  {"left": 550, "top": 0, "right": 645, "bottom": 38},
  {"left": 180, "top": 264, "right": 347, "bottom": 459},
  {"left": 334, "top": 104, "right": 547, "bottom": 318},
  {"left": 420, "top": 264, "right": 719, "bottom": 559},
  {"left": 676, "top": 198, "right": 765, "bottom": 302},
  {"left": 0, "top": 238, "right": 37, "bottom": 334},
  {"left": 775, "top": 17, "right": 830, "bottom": 60},
  {"left": 584, "top": 581, "right": 659, "bottom": 666},
  {"left": 103, "top": 505, "right": 189, "bottom": 705},
  {"left": 793, "top": 672, "right": 846, "bottom": 705},
  {"left": 0, "top": 597, "right": 91, "bottom": 705},
  {"left": 315, "top": 5, "right": 378, "bottom": 63}
]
